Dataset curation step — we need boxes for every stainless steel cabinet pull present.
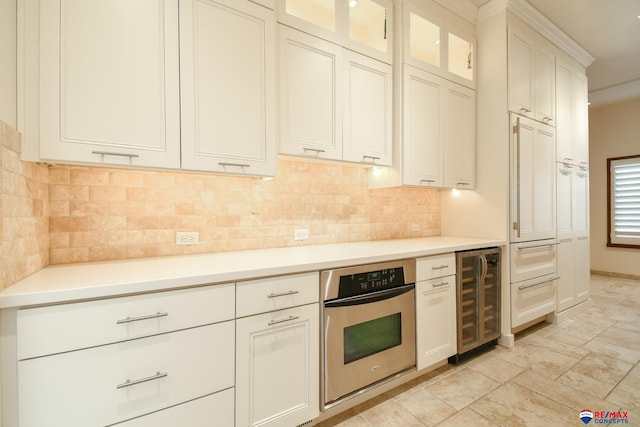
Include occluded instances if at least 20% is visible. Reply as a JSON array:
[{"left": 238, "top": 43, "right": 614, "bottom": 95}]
[
  {"left": 543, "top": 116, "right": 552, "bottom": 122},
  {"left": 563, "top": 157, "right": 573, "bottom": 162},
  {"left": 432, "top": 265, "right": 449, "bottom": 270},
  {"left": 519, "top": 108, "right": 531, "bottom": 113},
  {"left": 456, "top": 182, "right": 470, "bottom": 187},
  {"left": 432, "top": 281, "right": 449, "bottom": 288},
  {"left": 267, "top": 290, "right": 300, "bottom": 298},
  {"left": 268, "top": 315, "right": 299, "bottom": 326},
  {"left": 362, "top": 155, "right": 380, "bottom": 163},
  {"left": 219, "top": 162, "right": 250, "bottom": 169},
  {"left": 116, "top": 312, "right": 168, "bottom": 324},
  {"left": 420, "top": 179, "right": 435, "bottom": 185},
  {"left": 117, "top": 371, "right": 168, "bottom": 389},
  {"left": 518, "top": 276, "right": 559, "bottom": 290},
  {"left": 516, "top": 241, "right": 558, "bottom": 250},
  {"left": 514, "top": 117, "right": 521, "bottom": 238},
  {"left": 302, "top": 147, "right": 325, "bottom": 155},
  {"left": 92, "top": 151, "right": 140, "bottom": 159}
]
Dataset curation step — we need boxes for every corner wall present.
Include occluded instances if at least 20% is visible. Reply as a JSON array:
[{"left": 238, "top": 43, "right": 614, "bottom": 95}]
[{"left": 589, "top": 97, "right": 640, "bottom": 277}]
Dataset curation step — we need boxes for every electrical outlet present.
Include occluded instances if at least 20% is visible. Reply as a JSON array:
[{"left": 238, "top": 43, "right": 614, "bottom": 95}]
[
  {"left": 293, "top": 228, "right": 309, "bottom": 241},
  {"left": 411, "top": 224, "right": 420, "bottom": 232},
  {"left": 176, "top": 231, "right": 199, "bottom": 246}
]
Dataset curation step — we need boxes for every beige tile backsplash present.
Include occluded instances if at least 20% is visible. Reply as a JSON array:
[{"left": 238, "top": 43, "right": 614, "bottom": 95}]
[{"left": 1, "top": 119, "right": 441, "bottom": 289}]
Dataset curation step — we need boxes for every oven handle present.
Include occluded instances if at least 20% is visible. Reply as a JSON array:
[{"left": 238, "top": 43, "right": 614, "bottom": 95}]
[{"left": 324, "top": 285, "right": 414, "bottom": 308}]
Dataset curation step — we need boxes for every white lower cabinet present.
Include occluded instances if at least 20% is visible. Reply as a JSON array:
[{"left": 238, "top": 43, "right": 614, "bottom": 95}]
[
  {"left": 415, "top": 275, "right": 457, "bottom": 370},
  {"left": 511, "top": 276, "right": 556, "bottom": 327},
  {"left": 557, "top": 236, "right": 590, "bottom": 312},
  {"left": 115, "top": 389, "right": 234, "bottom": 427},
  {"left": 236, "top": 303, "right": 320, "bottom": 427},
  {"left": 18, "top": 322, "right": 235, "bottom": 427}
]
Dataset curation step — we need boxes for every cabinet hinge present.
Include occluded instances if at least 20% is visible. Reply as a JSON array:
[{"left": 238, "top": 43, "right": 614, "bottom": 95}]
[
  {"left": 512, "top": 124, "right": 519, "bottom": 134},
  {"left": 513, "top": 222, "right": 519, "bottom": 230}
]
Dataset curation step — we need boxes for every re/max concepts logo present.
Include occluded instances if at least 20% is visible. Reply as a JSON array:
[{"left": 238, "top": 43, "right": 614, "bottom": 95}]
[{"left": 580, "top": 409, "right": 629, "bottom": 424}]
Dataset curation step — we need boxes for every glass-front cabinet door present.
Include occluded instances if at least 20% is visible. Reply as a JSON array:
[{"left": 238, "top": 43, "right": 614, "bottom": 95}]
[
  {"left": 277, "top": 0, "right": 392, "bottom": 63},
  {"left": 404, "top": 0, "right": 475, "bottom": 88}
]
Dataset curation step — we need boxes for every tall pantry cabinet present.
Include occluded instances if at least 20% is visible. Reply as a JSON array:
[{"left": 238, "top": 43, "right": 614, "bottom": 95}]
[{"left": 440, "top": 0, "right": 594, "bottom": 342}]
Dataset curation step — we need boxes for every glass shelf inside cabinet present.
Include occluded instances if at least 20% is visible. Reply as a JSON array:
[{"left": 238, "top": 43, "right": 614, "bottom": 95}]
[
  {"left": 448, "top": 32, "right": 473, "bottom": 82},
  {"left": 285, "top": 0, "right": 336, "bottom": 32},
  {"left": 409, "top": 12, "right": 440, "bottom": 67},
  {"left": 347, "top": 0, "right": 389, "bottom": 54}
]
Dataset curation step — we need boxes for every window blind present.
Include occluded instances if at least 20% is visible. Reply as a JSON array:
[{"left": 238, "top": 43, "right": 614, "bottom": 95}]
[{"left": 609, "top": 156, "right": 640, "bottom": 247}]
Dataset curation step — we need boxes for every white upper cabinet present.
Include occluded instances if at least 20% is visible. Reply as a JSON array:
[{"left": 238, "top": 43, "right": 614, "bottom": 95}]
[
  {"left": 508, "top": 22, "right": 556, "bottom": 125},
  {"left": 443, "top": 83, "right": 476, "bottom": 189},
  {"left": 180, "top": 0, "right": 277, "bottom": 177},
  {"left": 277, "top": 0, "right": 393, "bottom": 63},
  {"left": 278, "top": 25, "right": 392, "bottom": 165},
  {"left": 37, "top": 0, "right": 181, "bottom": 168},
  {"left": 556, "top": 55, "right": 589, "bottom": 166},
  {"left": 404, "top": 0, "right": 476, "bottom": 89}
]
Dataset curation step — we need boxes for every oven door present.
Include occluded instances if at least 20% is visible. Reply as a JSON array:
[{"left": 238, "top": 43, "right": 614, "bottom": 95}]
[{"left": 323, "top": 285, "right": 416, "bottom": 405}]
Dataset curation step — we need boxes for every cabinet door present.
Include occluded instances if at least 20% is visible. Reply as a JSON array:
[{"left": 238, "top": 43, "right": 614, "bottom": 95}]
[
  {"left": 276, "top": 0, "right": 341, "bottom": 44},
  {"left": 534, "top": 43, "right": 555, "bottom": 125},
  {"left": 443, "top": 83, "right": 476, "bottom": 189},
  {"left": 572, "top": 72, "right": 589, "bottom": 166},
  {"left": 512, "top": 115, "right": 556, "bottom": 242},
  {"left": 236, "top": 304, "right": 319, "bottom": 427},
  {"left": 555, "top": 60, "right": 573, "bottom": 162},
  {"left": 556, "top": 239, "right": 576, "bottom": 312},
  {"left": 180, "top": 0, "right": 276, "bottom": 176},
  {"left": 342, "top": 50, "right": 392, "bottom": 165},
  {"left": 508, "top": 27, "right": 534, "bottom": 118},
  {"left": 572, "top": 166, "right": 589, "bottom": 236},
  {"left": 39, "top": 0, "right": 180, "bottom": 168},
  {"left": 279, "top": 26, "right": 343, "bottom": 160},
  {"left": 574, "top": 236, "right": 590, "bottom": 304},
  {"left": 403, "top": 65, "right": 444, "bottom": 187},
  {"left": 556, "top": 164, "right": 573, "bottom": 239},
  {"left": 343, "top": 0, "right": 393, "bottom": 64},
  {"left": 416, "top": 276, "right": 457, "bottom": 370}
]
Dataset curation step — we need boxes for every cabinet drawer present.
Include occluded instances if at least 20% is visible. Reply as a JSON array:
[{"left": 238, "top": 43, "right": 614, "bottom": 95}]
[
  {"left": 237, "top": 272, "right": 318, "bottom": 317},
  {"left": 18, "top": 321, "right": 234, "bottom": 427},
  {"left": 510, "top": 241, "right": 557, "bottom": 283},
  {"left": 17, "top": 283, "right": 234, "bottom": 360},
  {"left": 417, "top": 253, "right": 456, "bottom": 281},
  {"left": 115, "top": 388, "right": 234, "bottom": 427},
  {"left": 511, "top": 276, "right": 556, "bottom": 328}
]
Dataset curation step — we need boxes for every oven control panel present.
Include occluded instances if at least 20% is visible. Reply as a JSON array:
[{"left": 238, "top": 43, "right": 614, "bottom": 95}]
[{"left": 338, "top": 267, "right": 406, "bottom": 298}]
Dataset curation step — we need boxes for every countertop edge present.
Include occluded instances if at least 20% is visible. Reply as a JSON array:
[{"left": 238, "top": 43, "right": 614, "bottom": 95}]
[{"left": 0, "top": 237, "right": 507, "bottom": 309}]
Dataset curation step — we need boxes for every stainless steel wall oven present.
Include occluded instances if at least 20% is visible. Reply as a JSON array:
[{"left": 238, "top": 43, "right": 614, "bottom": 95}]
[{"left": 320, "top": 259, "right": 416, "bottom": 409}]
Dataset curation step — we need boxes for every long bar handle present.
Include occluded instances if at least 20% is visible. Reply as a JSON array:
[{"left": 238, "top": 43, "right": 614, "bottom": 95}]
[
  {"left": 514, "top": 117, "right": 521, "bottom": 238},
  {"left": 268, "top": 315, "right": 299, "bottom": 326},
  {"left": 420, "top": 179, "right": 436, "bottom": 185},
  {"left": 516, "top": 241, "right": 559, "bottom": 250},
  {"left": 117, "top": 312, "right": 168, "bottom": 325},
  {"left": 432, "top": 281, "right": 450, "bottom": 288},
  {"left": 267, "top": 290, "right": 300, "bottom": 298},
  {"left": 518, "top": 276, "right": 560, "bottom": 290},
  {"left": 117, "top": 371, "right": 167, "bottom": 389},
  {"left": 302, "top": 147, "right": 325, "bottom": 155},
  {"left": 431, "top": 265, "right": 449, "bottom": 270},
  {"left": 362, "top": 155, "right": 380, "bottom": 163},
  {"left": 92, "top": 151, "right": 140, "bottom": 159},
  {"left": 219, "top": 162, "right": 250, "bottom": 169}
]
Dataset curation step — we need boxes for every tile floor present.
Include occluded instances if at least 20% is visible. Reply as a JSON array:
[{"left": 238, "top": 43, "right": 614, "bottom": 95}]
[{"left": 316, "top": 275, "right": 640, "bottom": 426}]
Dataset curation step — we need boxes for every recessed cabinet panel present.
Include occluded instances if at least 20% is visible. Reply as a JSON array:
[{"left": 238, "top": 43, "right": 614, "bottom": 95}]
[
  {"left": 39, "top": 0, "right": 181, "bottom": 168},
  {"left": 508, "top": 29, "right": 534, "bottom": 118},
  {"left": 403, "top": 66, "right": 443, "bottom": 187},
  {"left": 343, "top": 50, "right": 392, "bottom": 165},
  {"left": 443, "top": 84, "right": 475, "bottom": 189},
  {"left": 534, "top": 46, "right": 555, "bottom": 125},
  {"left": 279, "top": 26, "right": 343, "bottom": 160},
  {"left": 180, "top": 0, "right": 276, "bottom": 176}
]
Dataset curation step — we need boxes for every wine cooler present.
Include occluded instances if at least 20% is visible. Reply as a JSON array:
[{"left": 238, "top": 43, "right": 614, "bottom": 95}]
[{"left": 450, "top": 247, "right": 501, "bottom": 362}]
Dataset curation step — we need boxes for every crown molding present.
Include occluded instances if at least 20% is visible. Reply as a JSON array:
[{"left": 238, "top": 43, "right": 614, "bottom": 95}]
[
  {"left": 477, "top": 0, "right": 595, "bottom": 68},
  {"left": 432, "top": 0, "right": 479, "bottom": 24}
]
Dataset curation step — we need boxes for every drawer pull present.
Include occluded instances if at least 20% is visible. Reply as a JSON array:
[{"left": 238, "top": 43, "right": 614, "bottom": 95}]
[
  {"left": 432, "top": 281, "right": 449, "bottom": 288},
  {"left": 516, "top": 242, "right": 558, "bottom": 250},
  {"left": 219, "top": 162, "right": 250, "bottom": 169},
  {"left": 432, "top": 265, "right": 449, "bottom": 270},
  {"left": 518, "top": 276, "right": 560, "bottom": 290},
  {"left": 268, "top": 315, "right": 299, "bottom": 326},
  {"left": 267, "top": 290, "right": 300, "bottom": 298},
  {"left": 302, "top": 147, "right": 325, "bottom": 156},
  {"left": 117, "top": 371, "right": 168, "bottom": 389},
  {"left": 116, "top": 312, "right": 168, "bottom": 325},
  {"left": 362, "top": 155, "right": 380, "bottom": 163},
  {"left": 92, "top": 150, "right": 140, "bottom": 159}
]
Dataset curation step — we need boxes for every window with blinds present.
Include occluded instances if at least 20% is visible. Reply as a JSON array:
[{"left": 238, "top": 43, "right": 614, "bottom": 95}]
[{"left": 608, "top": 155, "right": 640, "bottom": 248}]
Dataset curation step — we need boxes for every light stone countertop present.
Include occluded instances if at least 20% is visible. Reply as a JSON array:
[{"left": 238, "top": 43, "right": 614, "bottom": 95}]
[{"left": 0, "top": 236, "right": 505, "bottom": 308}]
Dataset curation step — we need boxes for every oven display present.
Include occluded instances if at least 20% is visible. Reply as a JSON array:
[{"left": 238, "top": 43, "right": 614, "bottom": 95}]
[
  {"left": 343, "top": 313, "right": 402, "bottom": 364},
  {"left": 337, "top": 267, "right": 405, "bottom": 298}
]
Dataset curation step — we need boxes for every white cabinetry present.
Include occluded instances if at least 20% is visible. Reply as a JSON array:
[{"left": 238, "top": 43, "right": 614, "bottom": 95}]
[
  {"left": 278, "top": 25, "right": 392, "bottom": 165},
  {"left": 276, "top": 0, "right": 393, "bottom": 64},
  {"left": 16, "top": 284, "right": 235, "bottom": 427},
  {"left": 179, "top": 0, "right": 276, "bottom": 176},
  {"left": 400, "top": 65, "right": 475, "bottom": 188},
  {"left": 508, "top": 23, "right": 555, "bottom": 125},
  {"left": 21, "top": 0, "right": 277, "bottom": 177},
  {"left": 511, "top": 114, "right": 556, "bottom": 242},
  {"left": 32, "top": 0, "right": 181, "bottom": 168},
  {"left": 236, "top": 273, "right": 320, "bottom": 427},
  {"left": 415, "top": 254, "right": 457, "bottom": 370},
  {"left": 556, "top": 55, "right": 589, "bottom": 167}
]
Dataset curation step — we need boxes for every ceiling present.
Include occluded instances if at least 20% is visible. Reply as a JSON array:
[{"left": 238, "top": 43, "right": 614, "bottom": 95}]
[{"left": 470, "top": 0, "right": 640, "bottom": 107}]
